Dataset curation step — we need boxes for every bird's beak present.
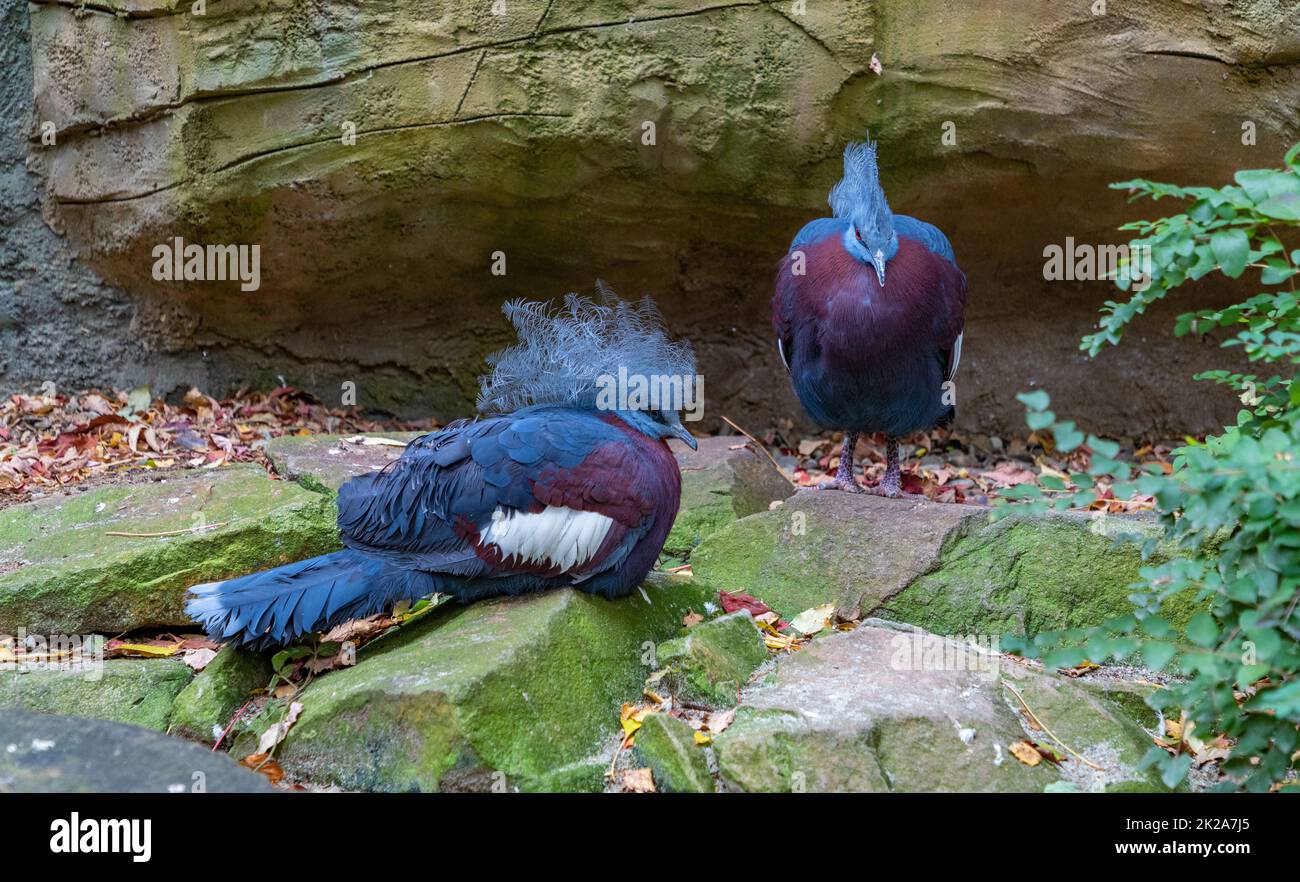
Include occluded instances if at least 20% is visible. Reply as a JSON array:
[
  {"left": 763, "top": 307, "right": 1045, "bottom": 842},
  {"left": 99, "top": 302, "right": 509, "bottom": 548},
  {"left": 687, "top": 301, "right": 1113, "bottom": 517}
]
[
  {"left": 671, "top": 422, "right": 698, "bottom": 450},
  {"left": 872, "top": 249, "right": 886, "bottom": 287}
]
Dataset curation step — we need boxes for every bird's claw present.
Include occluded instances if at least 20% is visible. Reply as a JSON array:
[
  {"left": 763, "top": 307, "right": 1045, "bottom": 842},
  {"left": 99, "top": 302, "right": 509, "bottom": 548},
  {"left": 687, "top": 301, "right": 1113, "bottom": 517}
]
[
  {"left": 866, "top": 483, "right": 926, "bottom": 500},
  {"left": 805, "top": 475, "right": 864, "bottom": 494}
]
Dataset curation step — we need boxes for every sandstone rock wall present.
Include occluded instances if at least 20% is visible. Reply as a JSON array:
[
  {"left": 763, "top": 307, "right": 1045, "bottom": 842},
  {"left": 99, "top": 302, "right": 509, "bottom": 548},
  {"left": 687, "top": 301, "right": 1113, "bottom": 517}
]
[{"left": 12, "top": 0, "right": 1300, "bottom": 434}]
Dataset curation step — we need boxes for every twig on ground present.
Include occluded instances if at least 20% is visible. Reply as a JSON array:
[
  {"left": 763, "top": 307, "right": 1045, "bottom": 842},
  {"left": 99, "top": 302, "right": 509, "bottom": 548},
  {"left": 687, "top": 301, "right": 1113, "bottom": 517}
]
[
  {"left": 1002, "top": 679, "right": 1104, "bottom": 770},
  {"left": 720, "top": 415, "right": 795, "bottom": 484},
  {"left": 106, "top": 522, "right": 228, "bottom": 538},
  {"left": 213, "top": 699, "right": 253, "bottom": 752}
]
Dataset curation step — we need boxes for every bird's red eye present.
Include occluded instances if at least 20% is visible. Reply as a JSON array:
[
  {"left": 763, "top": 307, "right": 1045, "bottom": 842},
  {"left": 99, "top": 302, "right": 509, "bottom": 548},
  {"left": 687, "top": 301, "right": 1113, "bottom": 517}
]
[{"left": 855, "top": 228, "right": 863, "bottom": 241}]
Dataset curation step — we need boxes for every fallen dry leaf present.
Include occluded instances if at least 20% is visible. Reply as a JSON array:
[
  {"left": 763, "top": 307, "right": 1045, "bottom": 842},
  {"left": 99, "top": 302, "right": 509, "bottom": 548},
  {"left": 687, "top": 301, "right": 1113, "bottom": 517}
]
[
  {"left": 719, "top": 590, "right": 788, "bottom": 630},
  {"left": 240, "top": 754, "right": 285, "bottom": 785},
  {"left": 1010, "top": 740, "right": 1042, "bottom": 767},
  {"left": 1009, "top": 740, "right": 1065, "bottom": 767},
  {"left": 622, "top": 768, "right": 655, "bottom": 793},
  {"left": 788, "top": 603, "right": 835, "bottom": 636},
  {"left": 704, "top": 707, "right": 736, "bottom": 734},
  {"left": 106, "top": 641, "right": 180, "bottom": 659},
  {"left": 255, "top": 701, "right": 303, "bottom": 755},
  {"left": 620, "top": 702, "right": 653, "bottom": 739},
  {"left": 1060, "top": 660, "right": 1101, "bottom": 678},
  {"left": 181, "top": 647, "right": 217, "bottom": 672}
]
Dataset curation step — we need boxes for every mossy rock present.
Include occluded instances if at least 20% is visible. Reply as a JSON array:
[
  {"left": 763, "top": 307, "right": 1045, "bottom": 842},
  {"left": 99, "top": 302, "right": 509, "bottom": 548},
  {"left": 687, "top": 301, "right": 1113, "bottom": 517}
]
[
  {"left": 693, "top": 496, "right": 1201, "bottom": 640},
  {"left": 663, "top": 437, "right": 794, "bottom": 561},
  {"left": 709, "top": 619, "right": 1176, "bottom": 793},
  {"left": 657, "top": 610, "right": 769, "bottom": 708},
  {"left": 878, "top": 511, "right": 1203, "bottom": 636},
  {"left": 633, "top": 712, "right": 713, "bottom": 793},
  {"left": 0, "top": 466, "right": 340, "bottom": 634},
  {"left": 713, "top": 622, "right": 1057, "bottom": 792},
  {"left": 0, "top": 659, "right": 192, "bottom": 732},
  {"left": 168, "top": 645, "right": 274, "bottom": 743},
  {"left": 275, "top": 574, "right": 714, "bottom": 792},
  {"left": 1002, "top": 662, "right": 1175, "bottom": 792},
  {"left": 690, "top": 493, "right": 981, "bottom": 621}
]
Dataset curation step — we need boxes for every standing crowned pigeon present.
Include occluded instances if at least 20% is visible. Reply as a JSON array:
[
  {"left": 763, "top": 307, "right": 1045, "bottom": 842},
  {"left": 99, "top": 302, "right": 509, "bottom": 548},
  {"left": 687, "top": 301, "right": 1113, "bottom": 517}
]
[
  {"left": 772, "top": 136, "right": 967, "bottom": 497},
  {"left": 187, "top": 289, "right": 697, "bottom": 647}
]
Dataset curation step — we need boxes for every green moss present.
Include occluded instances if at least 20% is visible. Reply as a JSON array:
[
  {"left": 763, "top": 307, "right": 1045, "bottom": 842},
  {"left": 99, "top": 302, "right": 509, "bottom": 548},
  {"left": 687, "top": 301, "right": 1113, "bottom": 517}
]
[
  {"left": 168, "top": 645, "right": 274, "bottom": 742},
  {"left": 879, "top": 513, "right": 1202, "bottom": 637},
  {"left": 657, "top": 610, "right": 769, "bottom": 708},
  {"left": 661, "top": 439, "right": 795, "bottom": 560},
  {"left": 0, "top": 466, "right": 340, "bottom": 634},
  {"left": 689, "top": 512, "right": 822, "bottom": 618},
  {"left": 632, "top": 712, "right": 713, "bottom": 793},
  {"left": 714, "top": 707, "right": 894, "bottom": 793},
  {"left": 277, "top": 574, "right": 715, "bottom": 791},
  {"left": 0, "top": 660, "right": 192, "bottom": 731},
  {"left": 1006, "top": 666, "right": 1173, "bottom": 792},
  {"left": 663, "top": 501, "right": 735, "bottom": 562}
]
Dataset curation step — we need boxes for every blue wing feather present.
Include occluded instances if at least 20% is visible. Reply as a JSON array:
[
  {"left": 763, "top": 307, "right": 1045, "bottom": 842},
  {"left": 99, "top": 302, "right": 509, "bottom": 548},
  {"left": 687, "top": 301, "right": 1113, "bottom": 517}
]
[
  {"left": 186, "top": 405, "right": 678, "bottom": 646},
  {"left": 892, "top": 214, "right": 955, "bottom": 263}
]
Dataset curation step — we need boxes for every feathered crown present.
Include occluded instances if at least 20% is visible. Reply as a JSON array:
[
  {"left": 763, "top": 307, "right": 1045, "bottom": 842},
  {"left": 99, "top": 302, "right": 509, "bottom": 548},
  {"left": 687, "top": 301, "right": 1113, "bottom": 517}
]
[
  {"left": 476, "top": 283, "right": 696, "bottom": 414},
  {"left": 827, "top": 135, "right": 892, "bottom": 230}
]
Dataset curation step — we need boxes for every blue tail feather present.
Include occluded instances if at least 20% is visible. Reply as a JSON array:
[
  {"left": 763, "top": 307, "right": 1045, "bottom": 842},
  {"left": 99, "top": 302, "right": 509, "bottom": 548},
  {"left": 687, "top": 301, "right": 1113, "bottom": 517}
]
[{"left": 185, "top": 550, "right": 439, "bottom": 648}]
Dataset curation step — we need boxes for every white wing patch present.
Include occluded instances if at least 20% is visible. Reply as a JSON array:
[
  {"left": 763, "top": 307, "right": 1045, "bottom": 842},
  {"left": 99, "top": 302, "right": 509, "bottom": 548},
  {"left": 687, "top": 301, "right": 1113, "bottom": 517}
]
[
  {"left": 948, "top": 331, "right": 963, "bottom": 381},
  {"left": 479, "top": 505, "right": 615, "bottom": 572}
]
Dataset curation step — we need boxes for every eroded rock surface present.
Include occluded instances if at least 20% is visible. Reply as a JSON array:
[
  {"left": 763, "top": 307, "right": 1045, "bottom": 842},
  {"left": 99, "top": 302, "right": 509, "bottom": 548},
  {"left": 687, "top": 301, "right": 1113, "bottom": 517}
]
[
  {"left": 0, "top": 466, "right": 338, "bottom": 633},
  {"left": 713, "top": 621, "right": 1169, "bottom": 792},
  {"left": 15, "top": 1, "right": 1295, "bottom": 433}
]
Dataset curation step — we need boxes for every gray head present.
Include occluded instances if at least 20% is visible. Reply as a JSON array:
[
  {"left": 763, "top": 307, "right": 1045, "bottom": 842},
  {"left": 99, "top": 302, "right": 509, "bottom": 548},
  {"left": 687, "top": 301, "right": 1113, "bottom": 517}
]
[
  {"left": 476, "top": 283, "right": 698, "bottom": 448},
  {"left": 827, "top": 136, "right": 899, "bottom": 285}
]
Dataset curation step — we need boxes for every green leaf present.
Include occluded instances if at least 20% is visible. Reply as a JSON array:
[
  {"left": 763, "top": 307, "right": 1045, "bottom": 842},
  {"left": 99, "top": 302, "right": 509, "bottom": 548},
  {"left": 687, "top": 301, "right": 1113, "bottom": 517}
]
[
  {"left": 1086, "top": 435, "right": 1121, "bottom": 458},
  {"left": 1016, "top": 390, "right": 1050, "bottom": 412},
  {"left": 1026, "top": 410, "right": 1055, "bottom": 430},
  {"left": 1257, "top": 193, "right": 1300, "bottom": 221},
  {"left": 1039, "top": 474, "right": 1067, "bottom": 491},
  {"left": 1142, "top": 641, "right": 1177, "bottom": 670},
  {"left": 1209, "top": 229, "right": 1250, "bottom": 278},
  {"left": 1186, "top": 611, "right": 1219, "bottom": 648},
  {"left": 1161, "top": 754, "right": 1194, "bottom": 789},
  {"left": 1261, "top": 262, "right": 1296, "bottom": 285},
  {"left": 1054, "top": 422, "right": 1084, "bottom": 452}
]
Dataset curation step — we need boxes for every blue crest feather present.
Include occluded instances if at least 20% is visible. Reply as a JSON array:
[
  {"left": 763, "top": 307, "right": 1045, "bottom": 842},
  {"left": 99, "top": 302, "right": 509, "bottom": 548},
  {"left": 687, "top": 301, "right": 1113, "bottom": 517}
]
[
  {"left": 827, "top": 136, "right": 894, "bottom": 242},
  {"left": 476, "top": 283, "right": 696, "bottom": 414}
]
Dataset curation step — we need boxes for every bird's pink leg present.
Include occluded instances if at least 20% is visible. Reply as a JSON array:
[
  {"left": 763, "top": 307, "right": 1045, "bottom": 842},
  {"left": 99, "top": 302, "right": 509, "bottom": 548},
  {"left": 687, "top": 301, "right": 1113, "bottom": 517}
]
[
  {"left": 807, "top": 432, "right": 863, "bottom": 493},
  {"left": 871, "top": 436, "right": 924, "bottom": 499},
  {"left": 877, "top": 437, "right": 903, "bottom": 497}
]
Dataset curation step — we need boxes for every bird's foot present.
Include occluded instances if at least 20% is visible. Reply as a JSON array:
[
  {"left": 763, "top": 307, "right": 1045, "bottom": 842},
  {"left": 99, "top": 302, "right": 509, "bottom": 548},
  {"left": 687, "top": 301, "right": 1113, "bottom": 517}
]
[
  {"left": 868, "top": 471, "right": 924, "bottom": 500},
  {"left": 866, "top": 484, "right": 926, "bottom": 500},
  {"left": 803, "top": 475, "right": 864, "bottom": 494}
]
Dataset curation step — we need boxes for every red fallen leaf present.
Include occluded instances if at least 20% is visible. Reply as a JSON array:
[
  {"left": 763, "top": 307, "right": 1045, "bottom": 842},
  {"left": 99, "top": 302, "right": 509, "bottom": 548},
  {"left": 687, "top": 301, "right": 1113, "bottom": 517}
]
[
  {"left": 85, "top": 413, "right": 129, "bottom": 430},
  {"left": 719, "top": 590, "right": 788, "bottom": 630},
  {"left": 241, "top": 754, "right": 285, "bottom": 785},
  {"left": 900, "top": 472, "right": 926, "bottom": 495}
]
